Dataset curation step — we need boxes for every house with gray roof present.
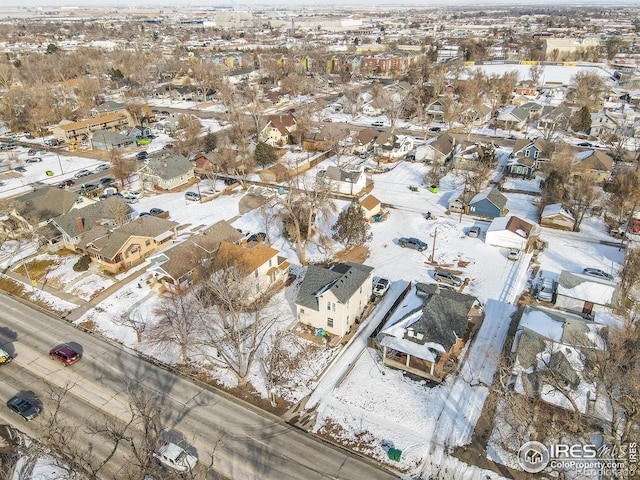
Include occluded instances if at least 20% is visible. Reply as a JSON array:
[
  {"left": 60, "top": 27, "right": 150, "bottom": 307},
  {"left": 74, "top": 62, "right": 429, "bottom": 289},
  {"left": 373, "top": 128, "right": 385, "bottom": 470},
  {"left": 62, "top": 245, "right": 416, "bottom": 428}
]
[
  {"left": 80, "top": 215, "right": 178, "bottom": 273},
  {"left": 555, "top": 270, "right": 620, "bottom": 316},
  {"left": 90, "top": 129, "right": 136, "bottom": 151},
  {"left": 468, "top": 188, "right": 508, "bottom": 218},
  {"left": 295, "top": 261, "right": 374, "bottom": 337},
  {"left": 139, "top": 154, "right": 194, "bottom": 191},
  {"left": 380, "top": 283, "right": 479, "bottom": 381},
  {"left": 321, "top": 166, "right": 367, "bottom": 196},
  {"left": 497, "top": 106, "right": 529, "bottom": 131},
  {"left": 148, "top": 220, "right": 244, "bottom": 289},
  {"left": 51, "top": 197, "right": 135, "bottom": 251}
]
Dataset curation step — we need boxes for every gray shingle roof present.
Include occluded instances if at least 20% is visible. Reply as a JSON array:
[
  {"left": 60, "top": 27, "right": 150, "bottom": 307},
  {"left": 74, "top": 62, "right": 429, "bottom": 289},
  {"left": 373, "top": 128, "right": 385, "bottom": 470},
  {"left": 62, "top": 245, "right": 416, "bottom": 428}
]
[
  {"left": 13, "top": 186, "right": 78, "bottom": 222},
  {"left": 143, "top": 154, "right": 193, "bottom": 180},
  {"left": 408, "top": 283, "right": 477, "bottom": 352},
  {"left": 53, "top": 197, "right": 134, "bottom": 238},
  {"left": 326, "top": 166, "right": 362, "bottom": 183},
  {"left": 296, "top": 261, "right": 373, "bottom": 311}
]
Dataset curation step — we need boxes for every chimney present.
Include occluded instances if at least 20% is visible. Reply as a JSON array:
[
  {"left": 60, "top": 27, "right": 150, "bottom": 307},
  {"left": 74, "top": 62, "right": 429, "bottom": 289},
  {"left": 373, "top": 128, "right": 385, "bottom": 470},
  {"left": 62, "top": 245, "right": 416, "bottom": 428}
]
[
  {"left": 76, "top": 217, "right": 84, "bottom": 232},
  {"left": 137, "top": 217, "right": 143, "bottom": 223},
  {"left": 164, "top": 161, "right": 168, "bottom": 168}
]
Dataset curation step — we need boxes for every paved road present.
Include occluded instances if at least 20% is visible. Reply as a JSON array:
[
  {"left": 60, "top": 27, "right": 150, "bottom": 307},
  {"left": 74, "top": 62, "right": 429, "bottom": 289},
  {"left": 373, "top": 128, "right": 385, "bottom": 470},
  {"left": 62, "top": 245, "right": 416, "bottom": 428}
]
[{"left": 0, "top": 294, "right": 400, "bottom": 480}]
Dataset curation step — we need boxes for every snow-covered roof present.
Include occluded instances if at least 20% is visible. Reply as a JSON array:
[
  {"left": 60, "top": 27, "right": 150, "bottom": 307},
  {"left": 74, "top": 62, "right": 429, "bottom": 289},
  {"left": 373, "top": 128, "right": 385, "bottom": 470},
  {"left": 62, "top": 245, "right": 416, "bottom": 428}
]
[
  {"left": 557, "top": 270, "right": 618, "bottom": 306},
  {"left": 541, "top": 203, "right": 574, "bottom": 220},
  {"left": 380, "top": 335, "right": 437, "bottom": 362}
]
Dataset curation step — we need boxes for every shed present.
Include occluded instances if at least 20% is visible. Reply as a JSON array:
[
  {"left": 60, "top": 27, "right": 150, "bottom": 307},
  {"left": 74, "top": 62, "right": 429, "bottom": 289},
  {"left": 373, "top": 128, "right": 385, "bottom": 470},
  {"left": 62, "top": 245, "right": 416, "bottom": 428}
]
[
  {"left": 540, "top": 203, "right": 574, "bottom": 231},
  {"left": 360, "top": 195, "right": 381, "bottom": 220},
  {"left": 486, "top": 215, "right": 538, "bottom": 251}
]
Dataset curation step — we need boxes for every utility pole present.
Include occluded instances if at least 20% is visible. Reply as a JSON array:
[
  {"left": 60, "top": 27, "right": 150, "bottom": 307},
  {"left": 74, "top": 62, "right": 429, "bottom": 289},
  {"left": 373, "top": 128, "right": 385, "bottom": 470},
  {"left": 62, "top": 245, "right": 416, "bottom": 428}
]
[{"left": 430, "top": 227, "right": 438, "bottom": 264}]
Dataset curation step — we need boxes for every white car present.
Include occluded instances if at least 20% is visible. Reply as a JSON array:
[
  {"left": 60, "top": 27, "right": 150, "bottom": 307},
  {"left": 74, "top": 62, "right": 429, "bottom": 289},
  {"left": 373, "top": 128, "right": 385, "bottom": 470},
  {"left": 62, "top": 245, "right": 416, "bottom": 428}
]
[
  {"left": 372, "top": 278, "right": 390, "bottom": 297},
  {"left": 74, "top": 169, "right": 92, "bottom": 178},
  {"left": 153, "top": 442, "right": 198, "bottom": 472},
  {"left": 508, "top": 249, "right": 521, "bottom": 261},
  {"left": 126, "top": 190, "right": 142, "bottom": 199},
  {"left": 582, "top": 268, "right": 614, "bottom": 281},
  {"left": 123, "top": 195, "right": 139, "bottom": 204},
  {"left": 94, "top": 163, "right": 109, "bottom": 172}
]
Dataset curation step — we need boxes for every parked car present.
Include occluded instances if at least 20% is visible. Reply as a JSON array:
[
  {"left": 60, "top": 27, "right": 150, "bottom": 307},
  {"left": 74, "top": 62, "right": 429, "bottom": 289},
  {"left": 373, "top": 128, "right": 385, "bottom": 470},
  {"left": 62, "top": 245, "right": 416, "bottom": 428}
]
[
  {"left": 126, "top": 190, "right": 142, "bottom": 199},
  {"left": 136, "top": 151, "right": 148, "bottom": 160},
  {"left": 398, "top": 237, "right": 428, "bottom": 251},
  {"left": 429, "top": 126, "right": 441, "bottom": 132},
  {"left": 123, "top": 195, "right": 139, "bottom": 204},
  {"left": 536, "top": 277, "right": 556, "bottom": 302},
  {"left": 372, "top": 278, "right": 390, "bottom": 297},
  {"left": 14, "top": 166, "right": 27, "bottom": 173},
  {"left": 372, "top": 120, "right": 385, "bottom": 127},
  {"left": 79, "top": 183, "right": 99, "bottom": 193},
  {"left": 25, "top": 156, "right": 42, "bottom": 163},
  {"left": 433, "top": 270, "right": 463, "bottom": 287},
  {"left": 49, "top": 344, "right": 81, "bottom": 366},
  {"left": 508, "top": 248, "right": 521, "bottom": 261},
  {"left": 185, "top": 191, "right": 201, "bottom": 202},
  {"left": 577, "top": 142, "right": 592, "bottom": 147},
  {"left": 7, "top": 395, "right": 40, "bottom": 421},
  {"left": 153, "top": 442, "right": 198, "bottom": 472},
  {"left": 247, "top": 232, "right": 266, "bottom": 243},
  {"left": 138, "top": 212, "right": 151, "bottom": 217},
  {"left": 99, "top": 177, "right": 114, "bottom": 185},
  {"left": 27, "top": 148, "right": 37, "bottom": 156},
  {"left": 57, "top": 179, "right": 75, "bottom": 188},
  {"left": 467, "top": 226, "right": 481, "bottom": 238},
  {"left": 0, "top": 347, "right": 13, "bottom": 365},
  {"left": 321, "top": 118, "right": 333, "bottom": 123},
  {"left": 94, "top": 163, "right": 110, "bottom": 172},
  {"left": 74, "top": 169, "right": 92, "bottom": 178},
  {"left": 582, "top": 268, "right": 614, "bottom": 281},
  {"left": 224, "top": 177, "right": 239, "bottom": 185},
  {"left": 149, "top": 208, "right": 165, "bottom": 216}
]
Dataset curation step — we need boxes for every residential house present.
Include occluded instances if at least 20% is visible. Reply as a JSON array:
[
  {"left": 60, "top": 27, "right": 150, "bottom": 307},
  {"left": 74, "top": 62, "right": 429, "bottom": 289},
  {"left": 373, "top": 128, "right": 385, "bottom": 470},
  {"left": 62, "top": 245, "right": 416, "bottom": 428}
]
[
  {"left": 360, "top": 194, "right": 381, "bottom": 220},
  {"left": 51, "top": 197, "right": 135, "bottom": 251},
  {"left": 464, "top": 103, "right": 492, "bottom": 127},
  {"left": 452, "top": 143, "right": 487, "bottom": 171},
  {"left": 373, "top": 133, "right": 414, "bottom": 161},
  {"left": 51, "top": 112, "right": 131, "bottom": 143},
  {"left": 303, "top": 125, "right": 349, "bottom": 152},
  {"left": 90, "top": 129, "right": 136, "bottom": 151},
  {"left": 80, "top": 216, "right": 178, "bottom": 273},
  {"left": 486, "top": 215, "right": 539, "bottom": 251},
  {"left": 537, "top": 104, "right": 573, "bottom": 134},
  {"left": 149, "top": 220, "right": 244, "bottom": 290},
  {"left": 589, "top": 111, "right": 622, "bottom": 138},
  {"left": 447, "top": 190, "right": 474, "bottom": 214},
  {"left": 540, "top": 203, "right": 575, "bottom": 231},
  {"left": 261, "top": 113, "right": 297, "bottom": 147},
  {"left": 91, "top": 101, "right": 124, "bottom": 117},
  {"left": 506, "top": 138, "right": 554, "bottom": 177},
  {"left": 415, "top": 133, "right": 455, "bottom": 164},
  {"left": 569, "top": 149, "right": 613, "bottom": 184},
  {"left": 379, "top": 283, "right": 480, "bottom": 381},
  {"left": 259, "top": 163, "right": 290, "bottom": 183},
  {"left": 468, "top": 188, "right": 508, "bottom": 219},
  {"left": 295, "top": 261, "right": 374, "bottom": 337},
  {"left": 139, "top": 154, "right": 195, "bottom": 191},
  {"left": 352, "top": 128, "right": 380, "bottom": 155},
  {"left": 425, "top": 99, "right": 446, "bottom": 122},
  {"left": 496, "top": 106, "right": 529, "bottom": 131},
  {"left": 555, "top": 270, "right": 620, "bottom": 316},
  {"left": 510, "top": 305, "right": 607, "bottom": 415},
  {"left": 362, "top": 102, "right": 384, "bottom": 117},
  {"left": 265, "top": 91, "right": 289, "bottom": 108},
  {"left": 212, "top": 241, "right": 289, "bottom": 301},
  {"left": 320, "top": 166, "right": 367, "bottom": 196},
  {"left": 193, "top": 153, "right": 217, "bottom": 175},
  {"left": 519, "top": 101, "right": 544, "bottom": 120}
]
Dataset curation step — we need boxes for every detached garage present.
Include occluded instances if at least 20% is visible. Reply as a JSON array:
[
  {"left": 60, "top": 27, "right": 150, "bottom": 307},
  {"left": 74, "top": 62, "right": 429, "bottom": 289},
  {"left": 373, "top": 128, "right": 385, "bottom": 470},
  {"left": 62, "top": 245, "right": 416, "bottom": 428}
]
[{"left": 486, "top": 215, "right": 539, "bottom": 251}]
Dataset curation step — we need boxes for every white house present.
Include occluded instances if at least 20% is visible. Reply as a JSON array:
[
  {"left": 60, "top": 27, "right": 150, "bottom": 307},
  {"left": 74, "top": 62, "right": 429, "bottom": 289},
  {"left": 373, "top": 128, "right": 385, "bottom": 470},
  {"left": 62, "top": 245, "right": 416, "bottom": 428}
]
[
  {"left": 555, "top": 270, "right": 620, "bottom": 316},
  {"left": 540, "top": 203, "right": 574, "bottom": 231},
  {"left": 321, "top": 166, "right": 368, "bottom": 196},
  {"left": 295, "top": 262, "right": 374, "bottom": 337},
  {"left": 486, "top": 215, "right": 539, "bottom": 251}
]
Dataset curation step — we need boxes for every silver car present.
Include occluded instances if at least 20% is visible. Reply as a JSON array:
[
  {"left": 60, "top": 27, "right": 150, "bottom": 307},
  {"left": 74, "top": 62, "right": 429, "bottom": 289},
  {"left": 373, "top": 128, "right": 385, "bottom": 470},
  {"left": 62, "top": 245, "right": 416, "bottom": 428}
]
[
  {"left": 582, "top": 268, "right": 613, "bottom": 281},
  {"left": 433, "top": 270, "right": 462, "bottom": 287}
]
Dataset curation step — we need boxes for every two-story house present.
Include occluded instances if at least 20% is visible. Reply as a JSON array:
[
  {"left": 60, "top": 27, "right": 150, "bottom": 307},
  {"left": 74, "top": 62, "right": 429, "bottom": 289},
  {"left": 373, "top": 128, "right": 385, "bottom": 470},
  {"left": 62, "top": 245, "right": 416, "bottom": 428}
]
[
  {"left": 506, "top": 138, "right": 554, "bottom": 178},
  {"left": 373, "top": 133, "right": 414, "bottom": 161},
  {"left": 261, "top": 113, "right": 297, "bottom": 147},
  {"left": 569, "top": 149, "right": 613, "bottom": 184},
  {"left": 295, "top": 262, "right": 374, "bottom": 337},
  {"left": 139, "top": 154, "right": 195, "bottom": 191}
]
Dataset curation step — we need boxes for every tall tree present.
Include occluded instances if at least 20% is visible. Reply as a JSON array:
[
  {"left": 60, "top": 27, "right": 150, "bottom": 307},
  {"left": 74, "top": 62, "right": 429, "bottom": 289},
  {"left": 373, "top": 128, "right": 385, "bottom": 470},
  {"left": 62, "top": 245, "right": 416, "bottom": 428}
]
[{"left": 332, "top": 202, "right": 372, "bottom": 247}]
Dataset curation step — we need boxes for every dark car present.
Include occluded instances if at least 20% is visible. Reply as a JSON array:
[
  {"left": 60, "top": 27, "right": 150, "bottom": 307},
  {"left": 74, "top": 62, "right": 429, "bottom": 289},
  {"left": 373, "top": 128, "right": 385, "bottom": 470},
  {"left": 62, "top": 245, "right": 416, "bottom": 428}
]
[
  {"left": 429, "top": 126, "right": 441, "bottom": 132},
  {"left": 223, "top": 177, "right": 239, "bottom": 185},
  {"left": 247, "top": 232, "right": 266, "bottom": 243},
  {"left": 577, "top": 142, "right": 592, "bottom": 147},
  {"left": 79, "top": 183, "right": 99, "bottom": 193},
  {"left": 136, "top": 151, "right": 148, "bottom": 160},
  {"left": 14, "top": 166, "right": 27, "bottom": 173},
  {"left": 398, "top": 237, "right": 428, "bottom": 251},
  {"left": 57, "top": 179, "right": 75, "bottom": 188},
  {"left": 7, "top": 395, "right": 40, "bottom": 421},
  {"left": 49, "top": 344, "right": 81, "bottom": 366},
  {"left": 138, "top": 212, "right": 151, "bottom": 217},
  {"left": 27, "top": 148, "right": 37, "bottom": 156},
  {"left": 25, "top": 156, "right": 42, "bottom": 163},
  {"left": 149, "top": 208, "right": 165, "bottom": 216},
  {"left": 100, "top": 177, "right": 113, "bottom": 185}
]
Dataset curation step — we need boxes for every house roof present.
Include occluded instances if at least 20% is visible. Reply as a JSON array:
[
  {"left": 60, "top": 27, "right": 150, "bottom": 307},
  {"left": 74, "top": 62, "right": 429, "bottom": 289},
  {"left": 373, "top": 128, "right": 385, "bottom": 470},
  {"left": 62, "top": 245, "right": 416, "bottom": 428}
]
[
  {"left": 13, "top": 186, "right": 78, "bottom": 223},
  {"left": 143, "top": 154, "right": 193, "bottom": 180},
  {"left": 150, "top": 220, "right": 243, "bottom": 280},
  {"left": 402, "top": 283, "right": 477, "bottom": 352},
  {"left": 355, "top": 128, "right": 380, "bottom": 145},
  {"left": 487, "top": 215, "right": 536, "bottom": 237},
  {"left": 53, "top": 197, "right": 133, "bottom": 238},
  {"left": 295, "top": 261, "right": 373, "bottom": 311},
  {"left": 498, "top": 105, "right": 529, "bottom": 122},
  {"left": 541, "top": 203, "right": 574, "bottom": 220},
  {"left": 429, "top": 133, "right": 455, "bottom": 156},
  {"left": 557, "top": 270, "right": 619, "bottom": 307},
  {"left": 265, "top": 113, "right": 296, "bottom": 135},
  {"left": 573, "top": 149, "right": 613, "bottom": 172},
  {"left": 213, "top": 241, "right": 279, "bottom": 274},
  {"left": 360, "top": 194, "right": 380, "bottom": 211},
  {"left": 92, "top": 129, "right": 134, "bottom": 146},
  {"left": 55, "top": 112, "right": 127, "bottom": 132},
  {"left": 326, "top": 166, "right": 363, "bottom": 183},
  {"left": 513, "top": 137, "right": 554, "bottom": 158},
  {"left": 470, "top": 188, "right": 508, "bottom": 210},
  {"left": 83, "top": 216, "right": 177, "bottom": 260}
]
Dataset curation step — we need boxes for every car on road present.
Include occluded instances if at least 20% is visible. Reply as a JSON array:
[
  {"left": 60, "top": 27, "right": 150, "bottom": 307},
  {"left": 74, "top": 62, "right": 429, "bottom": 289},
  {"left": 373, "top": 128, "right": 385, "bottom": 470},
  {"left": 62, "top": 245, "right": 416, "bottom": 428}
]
[
  {"left": 74, "top": 169, "right": 92, "bottom": 178},
  {"left": 372, "top": 120, "right": 385, "bottom": 127},
  {"left": 99, "top": 177, "right": 113, "bottom": 185},
  {"left": 123, "top": 195, "right": 139, "bottom": 204},
  {"left": 149, "top": 208, "right": 165, "bottom": 216},
  {"left": 398, "top": 237, "right": 428, "bottom": 251},
  {"left": 582, "top": 268, "right": 614, "bottom": 281},
  {"left": 372, "top": 277, "right": 390, "bottom": 297},
  {"left": 0, "top": 347, "right": 13, "bottom": 365},
  {"left": 429, "top": 126, "right": 441, "bottom": 132},
  {"left": 79, "top": 183, "right": 99, "bottom": 194},
  {"left": 433, "top": 270, "right": 463, "bottom": 287},
  {"left": 7, "top": 395, "right": 40, "bottom": 421},
  {"left": 185, "top": 191, "right": 201, "bottom": 202},
  {"left": 154, "top": 442, "right": 198, "bottom": 472},
  {"left": 321, "top": 118, "right": 333, "bottom": 123},
  {"left": 508, "top": 248, "right": 521, "bottom": 261},
  {"left": 25, "top": 156, "right": 42, "bottom": 163},
  {"left": 577, "top": 142, "right": 592, "bottom": 147},
  {"left": 94, "top": 163, "right": 110, "bottom": 172},
  {"left": 467, "top": 226, "right": 481, "bottom": 238},
  {"left": 14, "top": 166, "right": 27, "bottom": 173},
  {"left": 57, "top": 179, "right": 75, "bottom": 188},
  {"left": 49, "top": 344, "right": 81, "bottom": 366},
  {"left": 223, "top": 177, "right": 239, "bottom": 185}
]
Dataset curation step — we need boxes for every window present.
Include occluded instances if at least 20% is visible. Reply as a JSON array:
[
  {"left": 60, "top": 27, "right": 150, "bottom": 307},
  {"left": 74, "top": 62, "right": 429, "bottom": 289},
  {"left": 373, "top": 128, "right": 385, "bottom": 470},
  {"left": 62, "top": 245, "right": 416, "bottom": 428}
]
[
  {"left": 332, "top": 302, "right": 335, "bottom": 312},
  {"left": 145, "top": 239, "right": 151, "bottom": 246},
  {"left": 254, "top": 270, "right": 259, "bottom": 278},
  {"left": 327, "top": 300, "right": 331, "bottom": 311},
  {"left": 327, "top": 318, "right": 334, "bottom": 328}
]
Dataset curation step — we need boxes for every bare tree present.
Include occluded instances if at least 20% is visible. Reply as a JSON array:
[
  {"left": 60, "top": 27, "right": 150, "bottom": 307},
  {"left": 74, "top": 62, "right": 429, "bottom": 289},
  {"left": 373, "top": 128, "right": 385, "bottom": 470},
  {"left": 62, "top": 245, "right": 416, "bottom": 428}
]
[
  {"left": 112, "top": 307, "right": 148, "bottom": 343},
  {"left": 174, "top": 114, "right": 203, "bottom": 160},
  {"left": 567, "top": 70, "right": 606, "bottom": 111},
  {"left": 566, "top": 176, "right": 600, "bottom": 231}
]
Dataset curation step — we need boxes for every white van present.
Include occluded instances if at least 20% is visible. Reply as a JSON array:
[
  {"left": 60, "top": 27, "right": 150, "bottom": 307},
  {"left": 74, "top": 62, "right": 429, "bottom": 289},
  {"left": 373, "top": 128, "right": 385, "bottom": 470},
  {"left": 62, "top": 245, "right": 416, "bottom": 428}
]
[{"left": 537, "top": 277, "right": 556, "bottom": 302}]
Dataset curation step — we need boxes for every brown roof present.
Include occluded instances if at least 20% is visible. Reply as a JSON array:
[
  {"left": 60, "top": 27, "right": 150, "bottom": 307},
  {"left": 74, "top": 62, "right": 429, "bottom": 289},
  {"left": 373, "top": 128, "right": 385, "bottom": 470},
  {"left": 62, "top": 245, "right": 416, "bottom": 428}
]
[
  {"left": 505, "top": 216, "right": 533, "bottom": 238},
  {"left": 360, "top": 194, "right": 381, "bottom": 211},
  {"left": 57, "top": 112, "right": 128, "bottom": 131},
  {"left": 356, "top": 128, "right": 380, "bottom": 145},
  {"left": 574, "top": 150, "right": 613, "bottom": 172},
  {"left": 266, "top": 113, "right": 296, "bottom": 135},
  {"left": 214, "top": 241, "right": 278, "bottom": 275}
]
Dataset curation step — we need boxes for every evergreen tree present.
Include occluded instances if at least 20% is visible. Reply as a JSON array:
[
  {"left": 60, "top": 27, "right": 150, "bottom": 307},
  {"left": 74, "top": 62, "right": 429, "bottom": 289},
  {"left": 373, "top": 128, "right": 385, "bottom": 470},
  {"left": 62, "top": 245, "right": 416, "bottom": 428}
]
[
  {"left": 255, "top": 141, "right": 277, "bottom": 166},
  {"left": 571, "top": 105, "right": 591, "bottom": 133},
  {"left": 332, "top": 202, "right": 372, "bottom": 247},
  {"left": 202, "top": 131, "right": 217, "bottom": 153}
]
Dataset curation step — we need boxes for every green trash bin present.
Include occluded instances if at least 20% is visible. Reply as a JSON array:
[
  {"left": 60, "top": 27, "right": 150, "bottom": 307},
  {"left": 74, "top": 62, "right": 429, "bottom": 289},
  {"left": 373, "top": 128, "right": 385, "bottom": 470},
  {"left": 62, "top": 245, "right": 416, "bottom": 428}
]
[
  {"left": 387, "top": 448, "right": 402, "bottom": 461},
  {"left": 46, "top": 170, "right": 54, "bottom": 176}
]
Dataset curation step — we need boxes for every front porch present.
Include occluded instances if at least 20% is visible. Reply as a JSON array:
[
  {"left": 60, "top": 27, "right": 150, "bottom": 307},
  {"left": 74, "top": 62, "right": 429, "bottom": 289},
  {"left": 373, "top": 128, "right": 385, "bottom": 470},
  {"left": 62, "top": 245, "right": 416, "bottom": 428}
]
[{"left": 381, "top": 347, "right": 443, "bottom": 383}]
